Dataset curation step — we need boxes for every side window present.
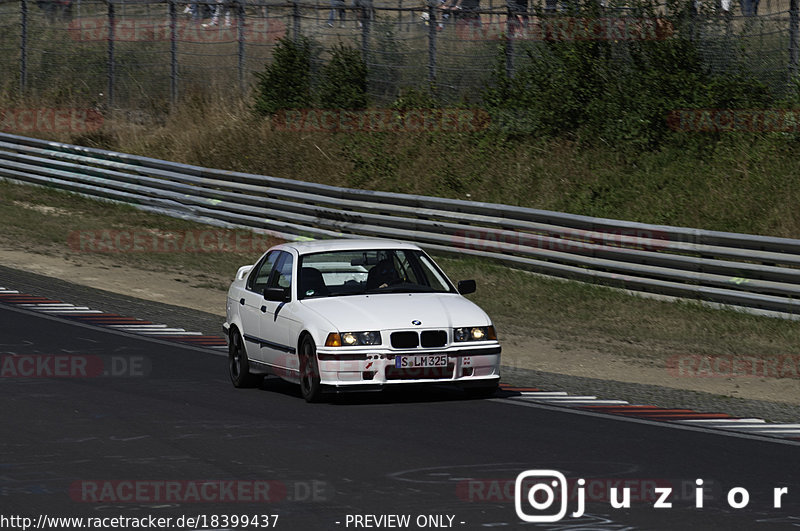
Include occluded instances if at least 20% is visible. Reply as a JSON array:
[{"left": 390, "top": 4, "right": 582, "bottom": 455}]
[
  {"left": 247, "top": 251, "right": 279, "bottom": 294},
  {"left": 269, "top": 252, "right": 294, "bottom": 292}
]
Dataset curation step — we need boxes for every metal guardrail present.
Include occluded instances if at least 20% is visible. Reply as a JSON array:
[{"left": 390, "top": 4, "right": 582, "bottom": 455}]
[{"left": 2, "top": 131, "right": 800, "bottom": 317}]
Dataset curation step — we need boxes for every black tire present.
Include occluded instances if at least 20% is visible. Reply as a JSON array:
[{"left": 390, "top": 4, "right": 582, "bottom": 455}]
[
  {"left": 229, "top": 331, "right": 260, "bottom": 388},
  {"left": 299, "top": 336, "right": 324, "bottom": 403},
  {"left": 464, "top": 381, "right": 499, "bottom": 398}
]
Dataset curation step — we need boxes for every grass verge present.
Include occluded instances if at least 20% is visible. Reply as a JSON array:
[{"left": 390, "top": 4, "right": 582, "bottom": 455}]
[
  {"left": 3, "top": 178, "right": 800, "bottom": 367},
  {"left": 28, "top": 97, "right": 800, "bottom": 240}
]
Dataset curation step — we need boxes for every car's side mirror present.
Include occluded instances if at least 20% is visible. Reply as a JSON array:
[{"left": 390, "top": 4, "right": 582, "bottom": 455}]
[
  {"left": 457, "top": 279, "right": 476, "bottom": 295},
  {"left": 263, "top": 287, "right": 291, "bottom": 302}
]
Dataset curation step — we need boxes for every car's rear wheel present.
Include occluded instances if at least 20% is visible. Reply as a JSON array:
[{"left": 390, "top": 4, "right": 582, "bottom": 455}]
[
  {"left": 299, "top": 336, "right": 323, "bottom": 403},
  {"left": 229, "top": 331, "right": 259, "bottom": 388}
]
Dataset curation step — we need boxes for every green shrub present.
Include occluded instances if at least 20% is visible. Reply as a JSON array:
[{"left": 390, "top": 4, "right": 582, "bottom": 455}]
[
  {"left": 253, "top": 36, "right": 316, "bottom": 115},
  {"left": 318, "top": 44, "right": 368, "bottom": 110},
  {"left": 483, "top": 0, "right": 777, "bottom": 150}
]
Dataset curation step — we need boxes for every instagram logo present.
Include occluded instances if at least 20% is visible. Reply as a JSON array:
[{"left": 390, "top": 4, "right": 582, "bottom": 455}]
[
  {"left": 513, "top": 471, "right": 790, "bottom": 522},
  {"left": 514, "top": 470, "right": 569, "bottom": 522}
]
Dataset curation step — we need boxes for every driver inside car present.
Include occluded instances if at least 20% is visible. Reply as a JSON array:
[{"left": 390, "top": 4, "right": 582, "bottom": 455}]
[{"left": 367, "top": 258, "right": 401, "bottom": 289}]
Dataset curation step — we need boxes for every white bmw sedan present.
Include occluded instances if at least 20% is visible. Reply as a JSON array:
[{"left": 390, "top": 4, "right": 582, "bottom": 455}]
[{"left": 223, "top": 239, "right": 501, "bottom": 402}]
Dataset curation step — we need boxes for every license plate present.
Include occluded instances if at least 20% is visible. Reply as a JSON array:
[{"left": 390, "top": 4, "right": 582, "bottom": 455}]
[{"left": 395, "top": 354, "right": 448, "bottom": 368}]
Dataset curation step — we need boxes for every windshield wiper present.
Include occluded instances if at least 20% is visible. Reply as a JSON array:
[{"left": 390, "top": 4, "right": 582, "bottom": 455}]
[{"left": 365, "top": 284, "right": 436, "bottom": 294}]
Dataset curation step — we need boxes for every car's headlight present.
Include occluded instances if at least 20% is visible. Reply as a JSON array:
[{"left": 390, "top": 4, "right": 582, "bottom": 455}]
[
  {"left": 454, "top": 326, "right": 496, "bottom": 342},
  {"left": 325, "top": 331, "right": 382, "bottom": 347}
]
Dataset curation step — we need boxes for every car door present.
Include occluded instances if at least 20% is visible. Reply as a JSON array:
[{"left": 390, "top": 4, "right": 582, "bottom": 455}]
[
  {"left": 259, "top": 251, "right": 301, "bottom": 372},
  {"left": 241, "top": 251, "right": 279, "bottom": 364}
]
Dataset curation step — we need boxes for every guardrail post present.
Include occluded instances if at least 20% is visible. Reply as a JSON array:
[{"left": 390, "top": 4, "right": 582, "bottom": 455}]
[
  {"left": 107, "top": 0, "right": 115, "bottom": 108},
  {"left": 169, "top": 0, "right": 178, "bottom": 107},
  {"left": 20, "top": 0, "right": 28, "bottom": 94}
]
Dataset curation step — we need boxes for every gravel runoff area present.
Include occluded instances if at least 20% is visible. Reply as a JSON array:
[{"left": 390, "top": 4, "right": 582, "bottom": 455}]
[{"left": 1, "top": 264, "right": 798, "bottom": 424}]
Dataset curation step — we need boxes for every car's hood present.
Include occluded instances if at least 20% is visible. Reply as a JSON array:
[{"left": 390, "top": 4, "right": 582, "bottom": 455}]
[{"left": 300, "top": 293, "right": 491, "bottom": 332}]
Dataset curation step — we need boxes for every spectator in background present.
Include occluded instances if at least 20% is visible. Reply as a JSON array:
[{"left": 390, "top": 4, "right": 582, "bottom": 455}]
[
  {"left": 450, "top": 0, "right": 480, "bottom": 26},
  {"left": 36, "top": 0, "right": 73, "bottom": 21},
  {"left": 203, "top": 0, "right": 232, "bottom": 27},
  {"left": 183, "top": 1, "right": 204, "bottom": 22},
  {"left": 461, "top": 0, "right": 481, "bottom": 25},
  {"left": 507, "top": 0, "right": 528, "bottom": 33},
  {"left": 740, "top": 0, "right": 758, "bottom": 15},
  {"left": 354, "top": 0, "right": 375, "bottom": 28},
  {"left": 328, "top": 0, "right": 347, "bottom": 27},
  {"left": 431, "top": 0, "right": 456, "bottom": 30}
]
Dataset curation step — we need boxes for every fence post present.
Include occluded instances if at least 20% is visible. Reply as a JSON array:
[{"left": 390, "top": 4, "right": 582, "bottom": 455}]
[
  {"left": 238, "top": 0, "right": 246, "bottom": 94},
  {"left": 169, "top": 0, "right": 177, "bottom": 107},
  {"left": 427, "top": 0, "right": 436, "bottom": 83},
  {"left": 791, "top": 0, "right": 799, "bottom": 81},
  {"left": 398, "top": 0, "right": 405, "bottom": 32},
  {"left": 292, "top": 0, "right": 300, "bottom": 41},
  {"left": 360, "top": 3, "right": 371, "bottom": 63},
  {"left": 689, "top": 0, "right": 698, "bottom": 42},
  {"left": 107, "top": 0, "right": 115, "bottom": 108},
  {"left": 505, "top": 6, "right": 513, "bottom": 78},
  {"left": 20, "top": 0, "right": 28, "bottom": 94}
]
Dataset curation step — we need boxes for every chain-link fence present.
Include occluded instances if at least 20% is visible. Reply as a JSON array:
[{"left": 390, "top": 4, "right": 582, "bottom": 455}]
[{"left": 0, "top": 0, "right": 797, "bottom": 110}]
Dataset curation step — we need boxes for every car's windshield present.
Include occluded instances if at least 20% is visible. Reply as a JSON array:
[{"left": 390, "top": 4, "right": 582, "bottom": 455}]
[{"left": 298, "top": 249, "right": 455, "bottom": 299}]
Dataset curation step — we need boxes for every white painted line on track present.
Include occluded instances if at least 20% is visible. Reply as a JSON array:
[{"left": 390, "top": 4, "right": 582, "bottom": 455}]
[
  {"left": 38, "top": 309, "right": 102, "bottom": 314},
  {"left": 495, "top": 398, "right": 800, "bottom": 446},
  {"left": 137, "top": 332, "right": 201, "bottom": 336},
  {"left": 106, "top": 324, "right": 170, "bottom": 329},
  {"left": 678, "top": 418, "right": 767, "bottom": 424},
  {"left": 18, "top": 303, "right": 76, "bottom": 307},
  {"left": 0, "top": 303, "right": 224, "bottom": 356},
  {"left": 540, "top": 400, "right": 630, "bottom": 405},
  {"left": 504, "top": 392, "right": 800, "bottom": 442},
  {"left": 522, "top": 395, "right": 599, "bottom": 401},
  {"left": 715, "top": 424, "right": 800, "bottom": 430}
]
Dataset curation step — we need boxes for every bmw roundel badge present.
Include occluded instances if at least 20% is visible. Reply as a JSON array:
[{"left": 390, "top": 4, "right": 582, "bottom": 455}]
[{"left": 411, "top": 320, "right": 422, "bottom": 326}]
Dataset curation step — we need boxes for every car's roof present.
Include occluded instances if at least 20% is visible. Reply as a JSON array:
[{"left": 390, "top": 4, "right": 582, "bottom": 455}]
[{"left": 281, "top": 238, "right": 422, "bottom": 255}]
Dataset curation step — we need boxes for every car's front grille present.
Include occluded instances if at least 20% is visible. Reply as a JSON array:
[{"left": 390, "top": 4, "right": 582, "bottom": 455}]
[
  {"left": 385, "top": 364, "right": 455, "bottom": 380},
  {"left": 391, "top": 330, "right": 448, "bottom": 349},
  {"left": 420, "top": 330, "right": 447, "bottom": 348},
  {"left": 391, "top": 331, "right": 419, "bottom": 349}
]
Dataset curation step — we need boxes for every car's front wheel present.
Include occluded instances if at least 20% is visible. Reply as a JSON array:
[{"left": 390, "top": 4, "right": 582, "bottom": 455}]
[
  {"left": 229, "top": 331, "right": 260, "bottom": 388},
  {"left": 299, "top": 336, "right": 323, "bottom": 403}
]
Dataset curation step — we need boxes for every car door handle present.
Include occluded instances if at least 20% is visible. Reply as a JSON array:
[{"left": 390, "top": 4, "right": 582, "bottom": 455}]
[
  {"left": 239, "top": 298, "right": 245, "bottom": 305},
  {"left": 260, "top": 306, "right": 267, "bottom": 313}
]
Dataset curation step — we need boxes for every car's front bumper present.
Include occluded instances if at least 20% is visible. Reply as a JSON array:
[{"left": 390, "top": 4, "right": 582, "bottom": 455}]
[{"left": 315, "top": 344, "right": 501, "bottom": 388}]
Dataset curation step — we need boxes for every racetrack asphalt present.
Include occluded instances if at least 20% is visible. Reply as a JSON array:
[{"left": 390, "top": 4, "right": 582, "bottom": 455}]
[
  {"left": 1, "top": 263, "right": 797, "bottom": 424},
  {"left": 1, "top": 267, "right": 799, "bottom": 529}
]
